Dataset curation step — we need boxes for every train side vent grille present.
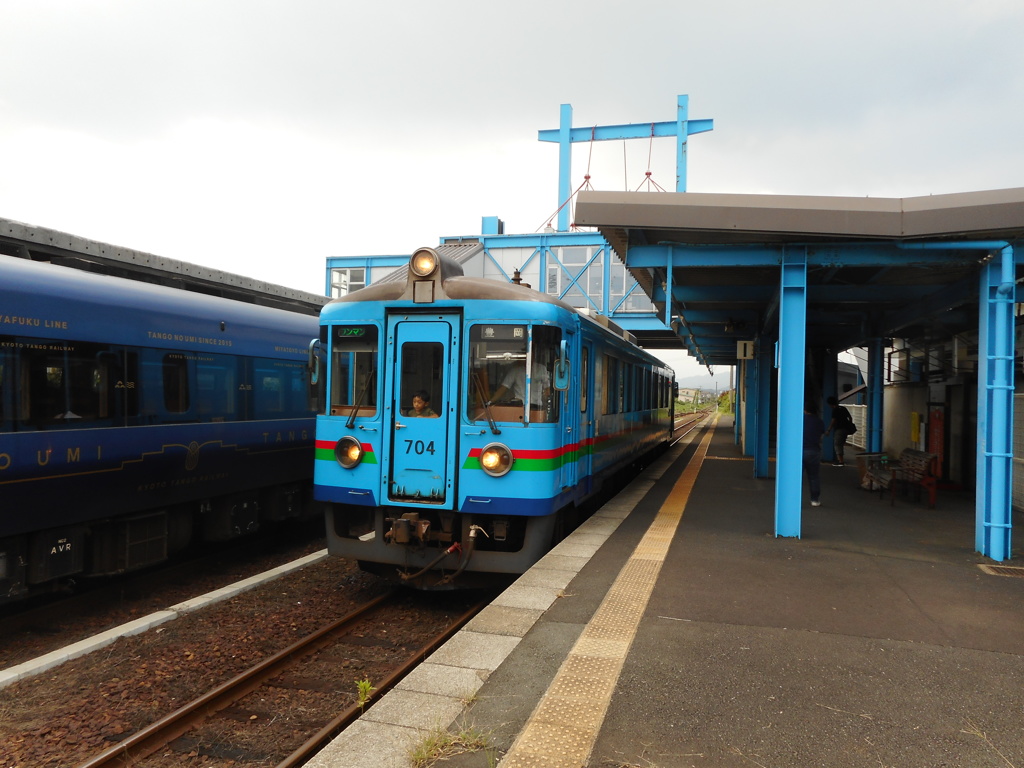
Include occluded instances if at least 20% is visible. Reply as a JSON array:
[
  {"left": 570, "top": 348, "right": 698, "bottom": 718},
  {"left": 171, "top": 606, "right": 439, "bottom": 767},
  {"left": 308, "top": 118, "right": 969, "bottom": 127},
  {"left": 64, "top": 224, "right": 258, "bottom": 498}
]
[{"left": 977, "top": 564, "right": 1024, "bottom": 578}]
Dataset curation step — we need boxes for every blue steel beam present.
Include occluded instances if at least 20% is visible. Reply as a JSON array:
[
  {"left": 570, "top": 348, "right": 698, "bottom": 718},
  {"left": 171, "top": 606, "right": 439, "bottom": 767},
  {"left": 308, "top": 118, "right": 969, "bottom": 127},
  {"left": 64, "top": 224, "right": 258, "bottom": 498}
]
[
  {"left": 627, "top": 243, "right": 987, "bottom": 269},
  {"left": 681, "top": 309, "right": 761, "bottom": 324},
  {"left": 655, "top": 284, "right": 947, "bottom": 304}
]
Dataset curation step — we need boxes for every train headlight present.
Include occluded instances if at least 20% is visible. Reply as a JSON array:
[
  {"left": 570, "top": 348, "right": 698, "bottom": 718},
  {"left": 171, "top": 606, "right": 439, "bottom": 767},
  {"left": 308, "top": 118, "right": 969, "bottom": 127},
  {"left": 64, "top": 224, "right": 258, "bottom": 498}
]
[
  {"left": 479, "top": 443, "right": 514, "bottom": 477},
  {"left": 335, "top": 436, "right": 364, "bottom": 469},
  {"left": 410, "top": 248, "right": 439, "bottom": 277}
]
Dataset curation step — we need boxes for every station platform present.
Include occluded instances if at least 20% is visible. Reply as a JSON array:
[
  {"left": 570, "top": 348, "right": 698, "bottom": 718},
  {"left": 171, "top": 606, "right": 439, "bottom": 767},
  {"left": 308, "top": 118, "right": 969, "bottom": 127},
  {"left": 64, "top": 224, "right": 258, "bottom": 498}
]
[{"left": 307, "top": 413, "right": 1024, "bottom": 768}]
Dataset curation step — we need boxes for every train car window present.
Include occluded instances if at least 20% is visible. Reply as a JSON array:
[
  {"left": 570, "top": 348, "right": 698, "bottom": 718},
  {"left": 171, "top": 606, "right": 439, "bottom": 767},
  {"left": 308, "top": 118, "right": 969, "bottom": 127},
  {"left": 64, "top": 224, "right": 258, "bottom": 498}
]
[
  {"left": 14, "top": 340, "right": 119, "bottom": 430},
  {"left": 620, "top": 362, "right": 627, "bottom": 413},
  {"left": 162, "top": 354, "right": 191, "bottom": 413},
  {"left": 531, "top": 326, "right": 560, "bottom": 422},
  {"left": 0, "top": 351, "right": 7, "bottom": 431},
  {"left": 602, "top": 355, "right": 616, "bottom": 415},
  {"left": 580, "top": 346, "right": 589, "bottom": 413},
  {"left": 330, "top": 325, "right": 378, "bottom": 417},
  {"left": 254, "top": 359, "right": 314, "bottom": 420},
  {"left": 121, "top": 350, "right": 139, "bottom": 425},
  {"left": 197, "top": 355, "right": 237, "bottom": 423}
]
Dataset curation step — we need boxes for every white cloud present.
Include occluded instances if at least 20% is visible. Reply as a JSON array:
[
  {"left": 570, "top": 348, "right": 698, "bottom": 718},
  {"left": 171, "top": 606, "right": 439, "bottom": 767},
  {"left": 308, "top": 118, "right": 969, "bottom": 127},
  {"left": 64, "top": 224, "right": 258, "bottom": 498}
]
[{"left": 1, "top": 0, "right": 1022, "bottom": 346}]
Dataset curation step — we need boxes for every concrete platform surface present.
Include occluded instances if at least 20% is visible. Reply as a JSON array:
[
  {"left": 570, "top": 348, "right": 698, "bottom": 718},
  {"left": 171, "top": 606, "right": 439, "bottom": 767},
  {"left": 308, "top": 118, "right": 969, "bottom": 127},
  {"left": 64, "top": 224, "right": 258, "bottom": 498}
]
[{"left": 310, "top": 414, "right": 1024, "bottom": 768}]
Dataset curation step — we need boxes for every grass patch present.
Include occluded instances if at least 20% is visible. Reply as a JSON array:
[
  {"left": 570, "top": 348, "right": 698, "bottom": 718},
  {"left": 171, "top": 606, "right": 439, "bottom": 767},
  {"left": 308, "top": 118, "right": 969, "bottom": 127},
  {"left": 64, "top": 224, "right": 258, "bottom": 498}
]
[{"left": 408, "top": 723, "right": 495, "bottom": 768}]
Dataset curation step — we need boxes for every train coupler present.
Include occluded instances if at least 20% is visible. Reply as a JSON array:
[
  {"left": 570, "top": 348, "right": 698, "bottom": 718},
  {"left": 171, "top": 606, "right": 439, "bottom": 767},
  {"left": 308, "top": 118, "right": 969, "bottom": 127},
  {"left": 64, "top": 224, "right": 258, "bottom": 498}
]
[{"left": 385, "top": 512, "right": 431, "bottom": 546}]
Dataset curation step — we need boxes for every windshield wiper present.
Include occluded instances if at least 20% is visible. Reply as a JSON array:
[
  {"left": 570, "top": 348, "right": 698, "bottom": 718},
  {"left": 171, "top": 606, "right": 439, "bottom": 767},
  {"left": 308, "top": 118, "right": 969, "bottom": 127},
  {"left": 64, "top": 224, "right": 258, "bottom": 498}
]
[
  {"left": 346, "top": 371, "right": 376, "bottom": 429},
  {"left": 472, "top": 371, "right": 501, "bottom": 435}
]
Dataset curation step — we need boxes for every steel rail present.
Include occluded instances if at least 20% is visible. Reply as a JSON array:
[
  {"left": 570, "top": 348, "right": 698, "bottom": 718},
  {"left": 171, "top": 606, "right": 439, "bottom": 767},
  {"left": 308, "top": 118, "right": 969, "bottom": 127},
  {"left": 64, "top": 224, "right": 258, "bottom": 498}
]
[
  {"left": 274, "top": 594, "right": 493, "bottom": 768},
  {"left": 75, "top": 589, "right": 399, "bottom": 768}
]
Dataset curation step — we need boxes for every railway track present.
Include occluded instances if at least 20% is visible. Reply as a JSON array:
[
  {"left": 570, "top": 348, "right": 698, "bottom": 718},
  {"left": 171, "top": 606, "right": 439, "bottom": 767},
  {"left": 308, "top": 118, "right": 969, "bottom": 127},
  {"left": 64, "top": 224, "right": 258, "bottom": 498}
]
[
  {"left": 75, "top": 590, "right": 492, "bottom": 768},
  {"left": 0, "top": 524, "right": 327, "bottom": 674},
  {"left": 673, "top": 408, "right": 713, "bottom": 444}
]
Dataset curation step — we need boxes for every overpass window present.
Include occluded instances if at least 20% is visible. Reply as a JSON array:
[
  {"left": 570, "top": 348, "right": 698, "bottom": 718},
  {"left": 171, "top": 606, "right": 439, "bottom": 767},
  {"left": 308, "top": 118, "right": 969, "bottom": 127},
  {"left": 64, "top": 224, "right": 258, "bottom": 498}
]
[{"left": 330, "top": 268, "right": 366, "bottom": 298}]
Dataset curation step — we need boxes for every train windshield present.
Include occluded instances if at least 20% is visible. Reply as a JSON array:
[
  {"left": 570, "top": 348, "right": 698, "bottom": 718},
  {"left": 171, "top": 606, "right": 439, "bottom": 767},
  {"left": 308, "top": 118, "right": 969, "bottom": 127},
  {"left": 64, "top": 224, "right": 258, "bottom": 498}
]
[
  {"left": 330, "top": 325, "right": 378, "bottom": 418},
  {"left": 467, "top": 324, "right": 560, "bottom": 423}
]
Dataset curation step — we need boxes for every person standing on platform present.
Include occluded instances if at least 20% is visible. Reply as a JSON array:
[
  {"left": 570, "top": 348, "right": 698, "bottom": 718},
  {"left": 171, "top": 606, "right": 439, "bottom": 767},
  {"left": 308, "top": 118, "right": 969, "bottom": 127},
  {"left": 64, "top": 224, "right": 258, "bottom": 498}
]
[
  {"left": 804, "top": 406, "right": 825, "bottom": 506},
  {"left": 825, "top": 395, "right": 855, "bottom": 467}
]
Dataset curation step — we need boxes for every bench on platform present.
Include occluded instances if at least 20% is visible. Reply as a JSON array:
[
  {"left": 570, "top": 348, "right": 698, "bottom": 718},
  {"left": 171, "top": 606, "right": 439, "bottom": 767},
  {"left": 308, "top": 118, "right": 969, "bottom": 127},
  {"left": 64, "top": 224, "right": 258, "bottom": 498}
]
[{"left": 863, "top": 448, "right": 939, "bottom": 508}]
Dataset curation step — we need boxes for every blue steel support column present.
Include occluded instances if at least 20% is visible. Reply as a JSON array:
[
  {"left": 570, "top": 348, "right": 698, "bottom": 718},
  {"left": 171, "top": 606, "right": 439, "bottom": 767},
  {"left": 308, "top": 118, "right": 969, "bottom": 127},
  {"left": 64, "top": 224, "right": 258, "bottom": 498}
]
[
  {"left": 775, "top": 249, "right": 808, "bottom": 538},
  {"left": 743, "top": 354, "right": 757, "bottom": 456},
  {"left": 867, "top": 338, "right": 885, "bottom": 454},
  {"left": 734, "top": 362, "right": 742, "bottom": 445},
  {"left": 602, "top": 245, "right": 611, "bottom": 315},
  {"left": 675, "top": 95, "right": 689, "bottom": 193},
  {"left": 664, "top": 256, "right": 673, "bottom": 325},
  {"left": 556, "top": 103, "right": 573, "bottom": 232},
  {"left": 755, "top": 340, "right": 772, "bottom": 478},
  {"left": 976, "top": 249, "right": 1015, "bottom": 561}
]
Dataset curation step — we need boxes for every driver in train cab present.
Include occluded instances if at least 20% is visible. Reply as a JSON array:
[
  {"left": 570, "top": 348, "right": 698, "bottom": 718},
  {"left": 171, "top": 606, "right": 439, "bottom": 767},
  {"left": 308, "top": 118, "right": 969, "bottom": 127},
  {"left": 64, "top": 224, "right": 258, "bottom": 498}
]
[
  {"left": 406, "top": 390, "right": 439, "bottom": 418},
  {"left": 489, "top": 362, "right": 551, "bottom": 408}
]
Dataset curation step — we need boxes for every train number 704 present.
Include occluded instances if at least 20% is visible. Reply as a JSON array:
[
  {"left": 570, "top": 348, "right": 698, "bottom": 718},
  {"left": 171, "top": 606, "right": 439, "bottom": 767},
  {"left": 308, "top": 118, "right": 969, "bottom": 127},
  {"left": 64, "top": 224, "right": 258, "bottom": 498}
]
[{"left": 404, "top": 440, "right": 436, "bottom": 455}]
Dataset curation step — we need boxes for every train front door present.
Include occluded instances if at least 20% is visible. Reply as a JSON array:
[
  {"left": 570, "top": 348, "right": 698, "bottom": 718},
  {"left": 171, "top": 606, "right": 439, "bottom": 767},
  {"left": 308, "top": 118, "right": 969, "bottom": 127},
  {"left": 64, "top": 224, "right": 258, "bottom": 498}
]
[{"left": 384, "top": 316, "right": 458, "bottom": 507}]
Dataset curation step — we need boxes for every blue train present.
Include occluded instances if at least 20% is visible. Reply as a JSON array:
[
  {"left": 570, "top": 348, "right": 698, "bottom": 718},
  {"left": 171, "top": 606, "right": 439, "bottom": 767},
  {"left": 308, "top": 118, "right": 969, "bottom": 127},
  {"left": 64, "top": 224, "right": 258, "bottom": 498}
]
[
  {"left": 1, "top": 256, "right": 320, "bottom": 604},
  {"left": 311, "top": 247, "right": 675, "bottom": 588}
]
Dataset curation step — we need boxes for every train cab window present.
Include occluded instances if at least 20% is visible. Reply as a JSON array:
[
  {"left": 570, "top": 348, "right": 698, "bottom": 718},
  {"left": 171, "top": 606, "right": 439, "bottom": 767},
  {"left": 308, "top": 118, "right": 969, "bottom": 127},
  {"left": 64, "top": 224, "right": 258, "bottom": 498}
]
[
  {"left": 467, "top": 324, "right": 559, "bottom": 423},
  {"left": 330, "top": 325, "right": 378, "bottom": 418}
]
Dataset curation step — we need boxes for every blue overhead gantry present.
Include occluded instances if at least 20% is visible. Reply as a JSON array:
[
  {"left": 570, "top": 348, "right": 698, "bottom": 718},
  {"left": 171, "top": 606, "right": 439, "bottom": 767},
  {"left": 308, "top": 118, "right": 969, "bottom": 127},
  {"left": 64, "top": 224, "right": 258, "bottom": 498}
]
[
  {"left": 575, "top": 189, "right": 1024, "bottom": 562},
  {"left": 539, "top": 94, "right": 714, "bottom": 232}
]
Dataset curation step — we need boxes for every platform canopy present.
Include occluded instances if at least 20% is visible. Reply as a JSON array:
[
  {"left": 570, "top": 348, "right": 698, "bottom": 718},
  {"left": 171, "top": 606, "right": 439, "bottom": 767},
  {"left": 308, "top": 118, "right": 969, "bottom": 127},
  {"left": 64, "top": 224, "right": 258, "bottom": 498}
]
[{"left": 576, "top": 188, "right": 1024, "bottom": 366}]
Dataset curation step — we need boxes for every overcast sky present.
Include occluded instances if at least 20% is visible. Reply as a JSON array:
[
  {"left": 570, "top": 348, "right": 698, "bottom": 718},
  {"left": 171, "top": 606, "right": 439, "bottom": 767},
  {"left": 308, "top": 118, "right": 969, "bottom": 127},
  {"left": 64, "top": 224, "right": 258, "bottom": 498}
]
[{"left": 4, "top": 0, "right": 1023, "bottom": 385}]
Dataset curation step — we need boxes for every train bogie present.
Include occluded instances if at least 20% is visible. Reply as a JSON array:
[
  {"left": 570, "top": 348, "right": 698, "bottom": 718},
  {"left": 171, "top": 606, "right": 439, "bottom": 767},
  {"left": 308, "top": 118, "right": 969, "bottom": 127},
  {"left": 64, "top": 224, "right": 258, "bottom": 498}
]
[{"left": 313, "top": 248, "right": 674, "bottom": 588}]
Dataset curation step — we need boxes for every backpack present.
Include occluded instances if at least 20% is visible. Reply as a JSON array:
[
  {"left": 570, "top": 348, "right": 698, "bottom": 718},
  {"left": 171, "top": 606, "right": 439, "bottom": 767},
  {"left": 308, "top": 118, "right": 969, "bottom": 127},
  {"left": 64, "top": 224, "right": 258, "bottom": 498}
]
[{"left": 843, "top": 409, "right": 857, "bottom": 434}]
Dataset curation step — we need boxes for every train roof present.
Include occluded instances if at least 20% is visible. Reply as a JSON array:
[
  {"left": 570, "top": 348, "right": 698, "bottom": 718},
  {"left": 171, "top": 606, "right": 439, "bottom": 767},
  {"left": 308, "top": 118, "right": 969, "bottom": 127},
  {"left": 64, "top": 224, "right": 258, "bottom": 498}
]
[
  {"left": 2, "top": 255, "right": 317, "bottom": 358},
  {"left": 0, "top": 216, "right": 329, "bottom": 316},
  {"left": 324, "top": 248, "right": 671, "bottom": 372}
]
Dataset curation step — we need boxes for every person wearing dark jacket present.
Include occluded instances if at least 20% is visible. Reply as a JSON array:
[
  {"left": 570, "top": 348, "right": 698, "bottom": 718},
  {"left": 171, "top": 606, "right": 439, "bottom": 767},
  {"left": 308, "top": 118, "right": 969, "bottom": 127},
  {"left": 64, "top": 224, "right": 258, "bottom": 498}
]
[
  {"left": 803, "top": 407, "right": 825, "bottom": 506},
  {"left": 825, "top": 395, "right": 855, "bottom": 467}
]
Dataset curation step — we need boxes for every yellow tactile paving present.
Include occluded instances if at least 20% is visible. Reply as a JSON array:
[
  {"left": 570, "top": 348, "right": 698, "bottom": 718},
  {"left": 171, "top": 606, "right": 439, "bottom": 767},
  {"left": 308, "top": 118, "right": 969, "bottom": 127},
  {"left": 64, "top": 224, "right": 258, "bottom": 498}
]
[{"left": 499, "top": 416, "right": 718, "bottom": 768}]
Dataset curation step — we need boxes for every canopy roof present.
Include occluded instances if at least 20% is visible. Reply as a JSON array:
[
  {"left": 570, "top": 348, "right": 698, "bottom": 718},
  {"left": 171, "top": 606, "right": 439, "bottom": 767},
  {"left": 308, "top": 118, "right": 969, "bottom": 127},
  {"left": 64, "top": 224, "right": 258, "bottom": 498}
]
[{"left": 576, "top": 188, "right": 1024, "bottom": 366}]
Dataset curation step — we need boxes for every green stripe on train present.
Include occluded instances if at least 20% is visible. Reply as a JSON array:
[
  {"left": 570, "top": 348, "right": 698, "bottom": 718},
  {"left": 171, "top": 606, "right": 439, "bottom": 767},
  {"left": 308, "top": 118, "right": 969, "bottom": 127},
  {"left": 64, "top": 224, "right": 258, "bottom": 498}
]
[{"left": 316, "top": 447, "right": 378, "bottom": 464}]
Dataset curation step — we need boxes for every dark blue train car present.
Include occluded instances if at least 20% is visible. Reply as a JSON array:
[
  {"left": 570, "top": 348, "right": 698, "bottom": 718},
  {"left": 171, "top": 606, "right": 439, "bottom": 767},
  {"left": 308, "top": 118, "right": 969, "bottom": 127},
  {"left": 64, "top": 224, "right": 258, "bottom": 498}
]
[
  {"left": 310, "top": 248, "right": 674, "bottom": 588},
  {"left": 0, "top": 256, "right": 320, "bottom": 603}
]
